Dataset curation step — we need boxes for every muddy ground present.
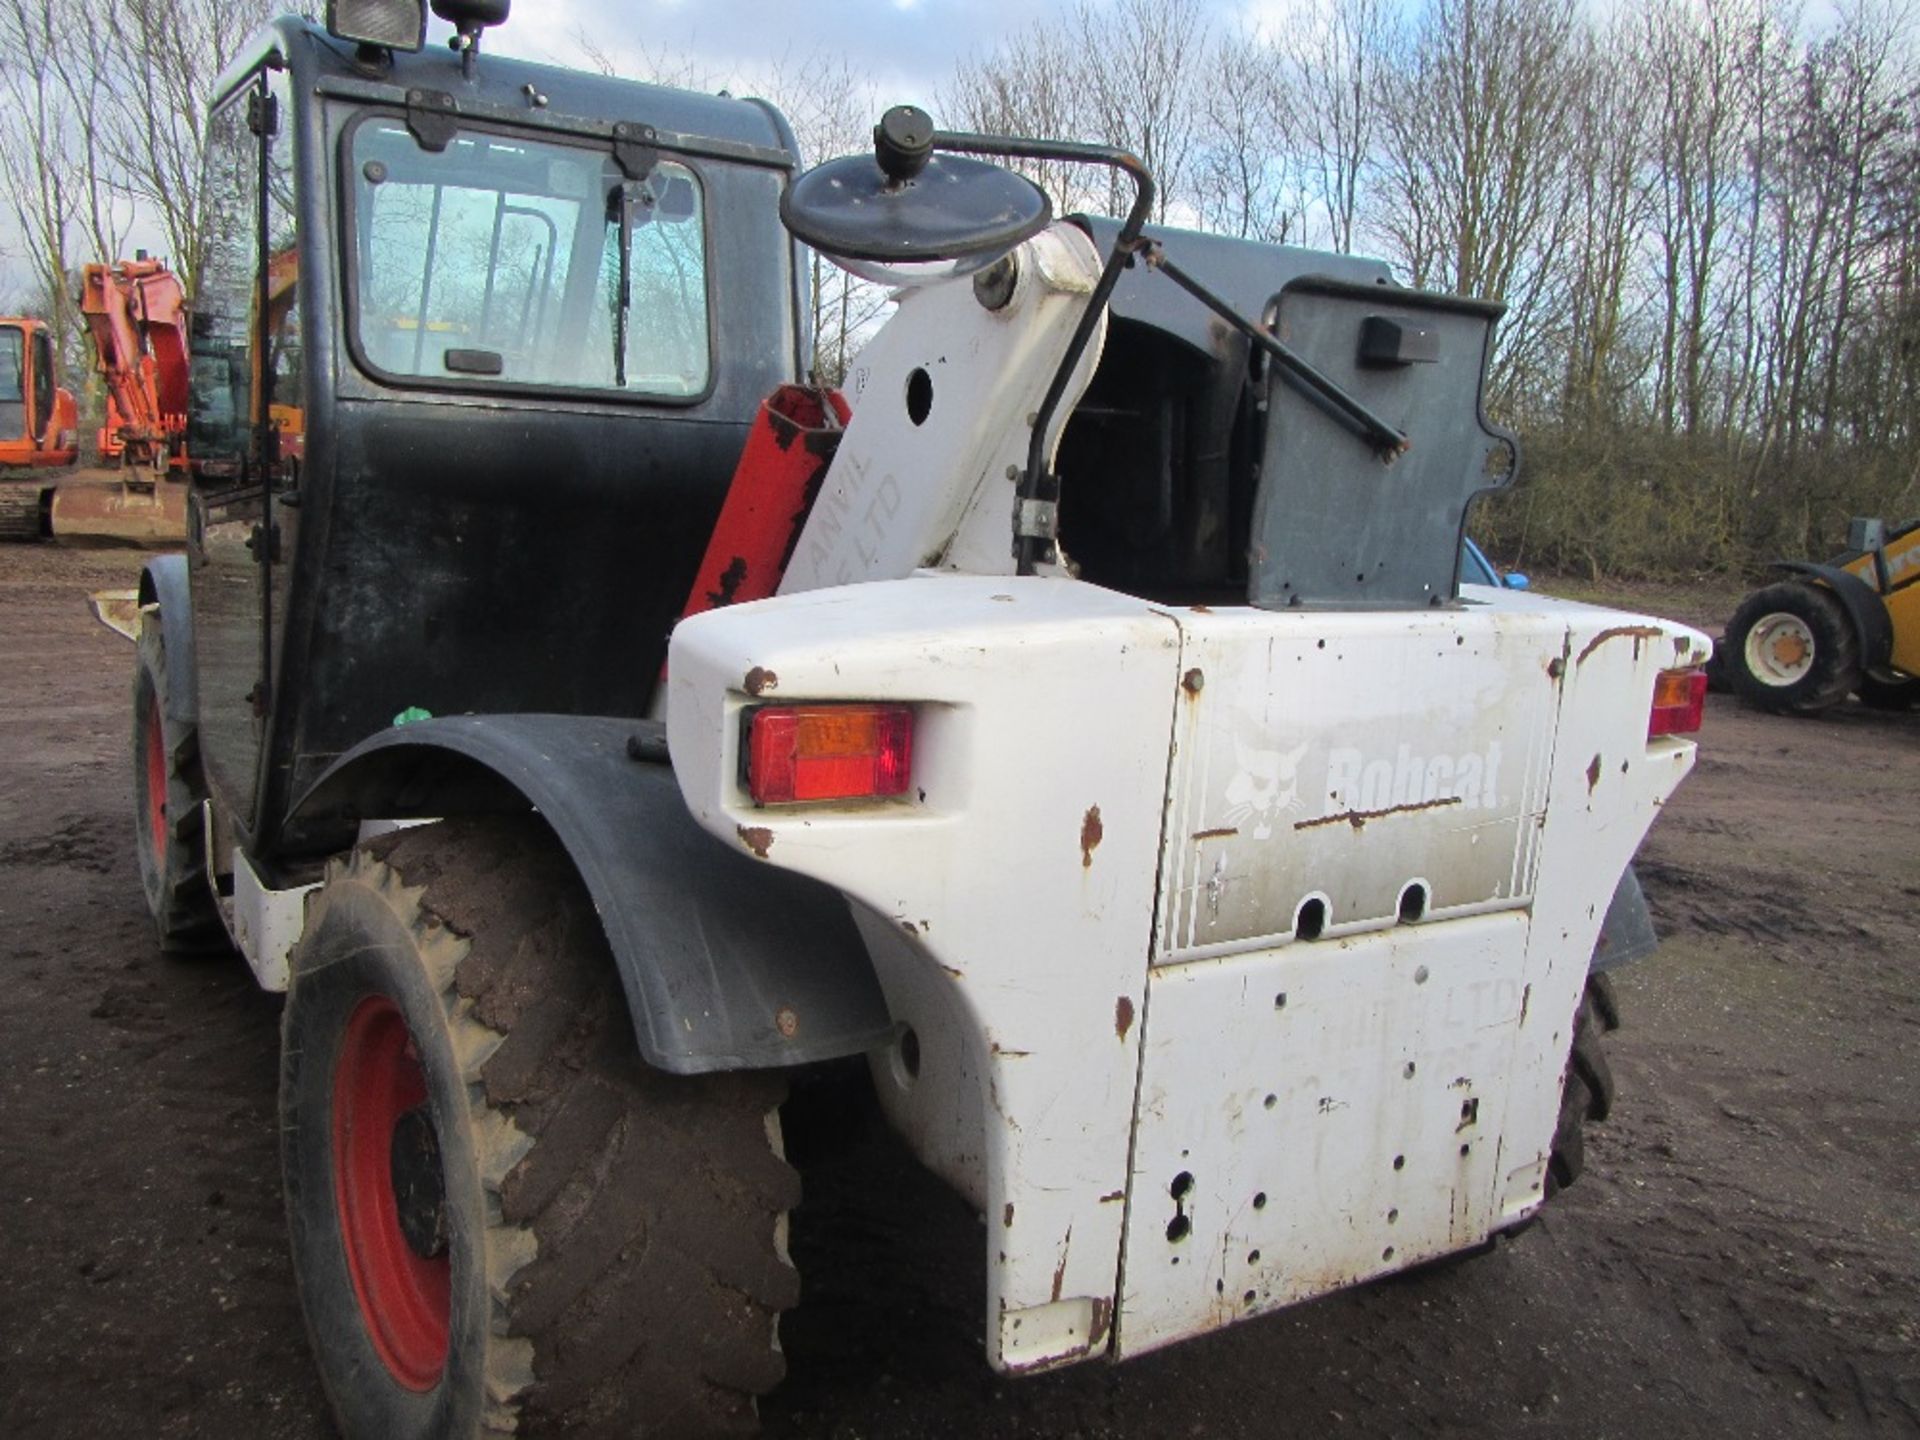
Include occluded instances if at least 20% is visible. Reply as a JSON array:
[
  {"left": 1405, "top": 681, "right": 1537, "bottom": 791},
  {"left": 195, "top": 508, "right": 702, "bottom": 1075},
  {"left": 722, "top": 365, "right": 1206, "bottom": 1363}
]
[{"left": 1, "top": 545, "right": 1916, "bottom": 1439}]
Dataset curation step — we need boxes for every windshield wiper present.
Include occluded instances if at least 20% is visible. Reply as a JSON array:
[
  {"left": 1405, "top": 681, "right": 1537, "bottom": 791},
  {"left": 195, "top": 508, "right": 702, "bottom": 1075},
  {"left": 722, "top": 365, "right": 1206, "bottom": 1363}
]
[{"left": 609, "top": 180, "right": 654, "bottom": 389}]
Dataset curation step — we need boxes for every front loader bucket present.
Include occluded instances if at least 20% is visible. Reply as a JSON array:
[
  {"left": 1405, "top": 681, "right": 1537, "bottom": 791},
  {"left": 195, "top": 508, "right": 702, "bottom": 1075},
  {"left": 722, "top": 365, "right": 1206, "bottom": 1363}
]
[
  {"left": 45, "top": 470, "right": 188, "bottom": 547},
  {"left": 89, "top": 589, "right": 142, "bottom": 640}
]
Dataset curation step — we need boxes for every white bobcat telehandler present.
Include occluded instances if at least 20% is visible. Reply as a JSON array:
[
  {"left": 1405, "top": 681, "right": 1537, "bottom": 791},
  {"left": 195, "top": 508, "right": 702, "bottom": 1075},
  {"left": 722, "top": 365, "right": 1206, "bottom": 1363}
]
[{"left": 128, "top": 16, "right": 1709, "bottom": 1431}]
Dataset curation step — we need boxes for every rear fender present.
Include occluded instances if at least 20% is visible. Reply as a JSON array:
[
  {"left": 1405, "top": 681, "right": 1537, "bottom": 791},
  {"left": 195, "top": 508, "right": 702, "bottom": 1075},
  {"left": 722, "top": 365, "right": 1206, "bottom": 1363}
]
[
  {"left": 137, "top": 554, "right": 197, "bottom": 725},
  {"left": 291, "top": 715, "right": 893, "bottom": 1074},
  {"left": 1774, "top": 561, "right": 1894, "bottom": 669}
]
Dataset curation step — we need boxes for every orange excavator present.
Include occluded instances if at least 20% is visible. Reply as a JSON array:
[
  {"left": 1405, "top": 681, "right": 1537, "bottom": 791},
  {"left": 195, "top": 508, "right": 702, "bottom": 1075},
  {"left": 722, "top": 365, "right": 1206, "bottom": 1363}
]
[
  {"left": 0, "top": 256, "right": 195, "bottom": 545},
  {"left": 0, "top": 317, "right": 81, "bottom": 539}
]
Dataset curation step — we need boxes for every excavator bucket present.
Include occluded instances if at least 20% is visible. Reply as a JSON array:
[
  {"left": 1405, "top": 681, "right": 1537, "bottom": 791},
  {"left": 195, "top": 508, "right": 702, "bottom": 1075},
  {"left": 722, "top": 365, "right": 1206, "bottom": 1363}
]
[{"left": 45, "top": 469, "right": 188, "bottom": 547}]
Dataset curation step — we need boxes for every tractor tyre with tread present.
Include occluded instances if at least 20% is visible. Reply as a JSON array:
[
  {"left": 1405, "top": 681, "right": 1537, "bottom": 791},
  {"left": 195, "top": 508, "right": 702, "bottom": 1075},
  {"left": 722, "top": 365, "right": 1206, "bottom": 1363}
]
[
  {"left": 132, "top": 613, "right": 224, "bottom": 953},
  {"left": 1724, "top": 581, "right": 1861, "bottom": 716},
  {"left": 280, "top": 816, "right": 799, "bottom": 1440},
  {"left": 1547, "top": 975, "right": 1619, "bottom": 1196}
]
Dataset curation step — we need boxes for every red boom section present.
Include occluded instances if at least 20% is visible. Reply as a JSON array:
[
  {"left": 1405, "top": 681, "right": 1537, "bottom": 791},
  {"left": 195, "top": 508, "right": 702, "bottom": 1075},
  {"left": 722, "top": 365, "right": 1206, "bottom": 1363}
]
[
  {"left": 81, "top": 259, "right": 190, "bottom": 474},
  {"left": 680, "top": 385, "right": 851, "bottom": 623}
]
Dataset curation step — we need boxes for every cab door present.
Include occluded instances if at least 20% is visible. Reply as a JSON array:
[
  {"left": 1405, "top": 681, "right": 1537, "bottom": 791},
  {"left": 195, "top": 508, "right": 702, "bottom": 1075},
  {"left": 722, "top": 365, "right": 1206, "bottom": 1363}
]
[{"left": 186, "top": 65, "right": 302, "bottom": 832}]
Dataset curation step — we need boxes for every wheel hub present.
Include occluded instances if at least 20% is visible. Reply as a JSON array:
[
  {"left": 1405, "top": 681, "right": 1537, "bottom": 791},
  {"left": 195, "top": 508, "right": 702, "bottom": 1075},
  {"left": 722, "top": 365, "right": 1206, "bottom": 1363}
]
[
  {"left": 332, "top": 996, "right": 451, "bottom": 1391},
  {"left": 391, "top": 1105, "right": 449, "bottom": 1259},
  {"left": 1744, "top": 612, "right": 1816, "bottom": 687}
]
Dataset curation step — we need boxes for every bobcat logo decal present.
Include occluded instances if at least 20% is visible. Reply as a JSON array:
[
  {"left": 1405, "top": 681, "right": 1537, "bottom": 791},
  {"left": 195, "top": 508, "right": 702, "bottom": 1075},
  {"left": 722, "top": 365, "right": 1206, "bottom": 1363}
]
[{"left": 1222, "top": 737, "right": 1310, "bottom": 840}]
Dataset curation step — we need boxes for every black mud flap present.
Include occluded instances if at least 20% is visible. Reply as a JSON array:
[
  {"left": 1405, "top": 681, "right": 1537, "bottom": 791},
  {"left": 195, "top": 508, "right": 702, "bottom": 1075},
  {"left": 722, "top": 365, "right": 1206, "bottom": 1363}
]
[
  {"left": 292, "top": 715, "right": 893, "bottom": 1074},
  {"left": 1592, "top": 865, "right": 1658, "bottom": 973}
]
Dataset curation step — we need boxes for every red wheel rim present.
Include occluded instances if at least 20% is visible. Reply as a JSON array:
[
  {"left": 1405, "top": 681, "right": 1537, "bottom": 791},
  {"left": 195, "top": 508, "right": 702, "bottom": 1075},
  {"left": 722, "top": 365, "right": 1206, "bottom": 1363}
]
[
  {"left": 332, "top": 996, "right": 451, "bottom": 1391},
  {"left": 143, "top": 694, "right": 168, "bottom": 862}
]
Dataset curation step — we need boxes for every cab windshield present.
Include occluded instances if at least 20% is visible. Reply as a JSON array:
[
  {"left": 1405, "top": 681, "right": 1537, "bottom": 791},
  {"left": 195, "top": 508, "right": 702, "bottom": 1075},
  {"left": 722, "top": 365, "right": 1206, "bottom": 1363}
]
[
  {"left": 349, "top": 119, "right": 710, "bottom": 398},
  {"left": 0, "top": 327, "right": 24, "bottom": 440}
]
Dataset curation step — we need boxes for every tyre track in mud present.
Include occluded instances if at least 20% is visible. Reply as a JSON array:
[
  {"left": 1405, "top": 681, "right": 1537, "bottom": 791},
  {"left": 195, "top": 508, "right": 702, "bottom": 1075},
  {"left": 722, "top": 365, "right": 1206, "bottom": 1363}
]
[{"left": 2, "top": 544, "right": 1916, "bottom": 1438}]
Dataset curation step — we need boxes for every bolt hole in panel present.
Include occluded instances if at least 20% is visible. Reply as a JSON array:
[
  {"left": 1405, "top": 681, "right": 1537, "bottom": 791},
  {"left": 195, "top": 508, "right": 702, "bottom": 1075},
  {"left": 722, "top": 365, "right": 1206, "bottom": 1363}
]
[{"left": 1115, "top": 910, "right": 1525, "bottom": 1358}]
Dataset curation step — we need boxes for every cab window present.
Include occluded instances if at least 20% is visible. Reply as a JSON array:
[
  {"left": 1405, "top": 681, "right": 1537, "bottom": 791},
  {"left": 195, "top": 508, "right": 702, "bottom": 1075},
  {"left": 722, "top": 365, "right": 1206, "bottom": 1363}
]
[{"left": 349, "top": 120, "right": 710, "bottom": 398}]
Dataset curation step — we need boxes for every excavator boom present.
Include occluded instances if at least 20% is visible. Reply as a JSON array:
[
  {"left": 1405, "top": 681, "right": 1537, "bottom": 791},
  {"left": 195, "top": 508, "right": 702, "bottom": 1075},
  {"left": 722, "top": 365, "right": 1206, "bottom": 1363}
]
[{"left": 81, "top": 258, "right": 189, "bottom": 476}]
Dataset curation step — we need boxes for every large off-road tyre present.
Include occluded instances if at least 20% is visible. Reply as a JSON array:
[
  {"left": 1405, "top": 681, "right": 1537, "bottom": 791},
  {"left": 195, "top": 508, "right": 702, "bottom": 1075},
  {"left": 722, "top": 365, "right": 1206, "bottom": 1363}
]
[
  {"left": 132, "top": 612, "right": 224, "bottom": 953},
  {"left": 1724, "top": 580, "right": 1862, "bottom": 716},
  {"left": 1857, "top": 671, "right": 1920, "bottom": 712},
  {"left": 281, "top": 817, "right": 800, "bottom": 1440},
  {"left": 1546, "top": 974, "right": 1620, "bottom": 1196}
]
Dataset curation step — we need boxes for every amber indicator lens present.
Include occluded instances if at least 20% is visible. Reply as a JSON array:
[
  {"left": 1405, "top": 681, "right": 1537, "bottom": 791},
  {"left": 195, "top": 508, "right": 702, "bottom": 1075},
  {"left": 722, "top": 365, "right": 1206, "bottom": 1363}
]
[
  {"left": 746, "top": 704, "right": 914, "bottom": 805},
  {"left": 1648, "top": 668, "right": 1708, "bottom": 737}
]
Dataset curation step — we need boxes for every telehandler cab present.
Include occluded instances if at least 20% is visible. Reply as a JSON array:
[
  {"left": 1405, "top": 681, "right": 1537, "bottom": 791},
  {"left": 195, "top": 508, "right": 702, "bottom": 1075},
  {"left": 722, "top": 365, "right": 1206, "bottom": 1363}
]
[{"left": 127, "top": 4, "right": 1709, "bottom": 1435}]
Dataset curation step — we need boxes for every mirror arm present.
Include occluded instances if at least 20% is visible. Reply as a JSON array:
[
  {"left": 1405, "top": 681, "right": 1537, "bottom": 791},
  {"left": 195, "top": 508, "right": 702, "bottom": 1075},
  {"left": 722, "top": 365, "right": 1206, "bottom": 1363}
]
[{"left": 921, "top": 132, "right": 1156, "bottom": 574}]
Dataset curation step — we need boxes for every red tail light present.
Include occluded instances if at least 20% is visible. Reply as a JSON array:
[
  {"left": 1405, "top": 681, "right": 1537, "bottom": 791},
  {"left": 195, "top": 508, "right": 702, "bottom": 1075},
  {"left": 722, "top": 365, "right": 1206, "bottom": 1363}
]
[
  {"left": 1649, "top": 668, "right": 1708, "bottom": 737},
  {"left": 745, "top": 704, "right": 914, "bottom": 805}
]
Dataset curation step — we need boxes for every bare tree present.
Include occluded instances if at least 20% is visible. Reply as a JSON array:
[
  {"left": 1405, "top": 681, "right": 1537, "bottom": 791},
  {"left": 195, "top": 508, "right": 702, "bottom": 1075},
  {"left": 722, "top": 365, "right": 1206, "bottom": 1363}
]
[
  {"left": 1557, "top": 19, "right": 1658, "bottom": 424},
  {"left": 758, "top": 51, "right": 889, "bottom": 384},
  {"left": 1279, "top": 0, "right": 1396, "bottom": 253},
  {"left": 0, "top": 0, "right": 133, "bottom": 362},
  {"left": 945, "top": 27, "right": 1107, "bottom": 215},
  {"left": 100, "top": 0, "right": 299, "bottom": 299},
  {"left": 1370, "top": 0, "right": 1583, "bottom": 395}
]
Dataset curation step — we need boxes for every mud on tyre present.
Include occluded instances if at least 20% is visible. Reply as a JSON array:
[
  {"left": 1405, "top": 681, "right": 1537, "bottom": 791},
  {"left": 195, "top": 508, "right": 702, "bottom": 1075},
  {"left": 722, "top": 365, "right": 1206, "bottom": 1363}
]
[
  {"left": 1547, "top": 975, "right": 1619, "bottom": 1196},
  {"left": 132, "top": 611, "right": 223, "bottom": 953},
  {"left": 280, "top": 817, "right": 800, "bottom": 1439}
]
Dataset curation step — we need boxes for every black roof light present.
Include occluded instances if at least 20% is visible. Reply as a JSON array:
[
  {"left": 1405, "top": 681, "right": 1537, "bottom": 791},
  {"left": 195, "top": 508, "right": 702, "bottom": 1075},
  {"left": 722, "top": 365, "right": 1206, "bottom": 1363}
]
[{"left": 327, "top": 0, "right": 427, "bottom": 53}]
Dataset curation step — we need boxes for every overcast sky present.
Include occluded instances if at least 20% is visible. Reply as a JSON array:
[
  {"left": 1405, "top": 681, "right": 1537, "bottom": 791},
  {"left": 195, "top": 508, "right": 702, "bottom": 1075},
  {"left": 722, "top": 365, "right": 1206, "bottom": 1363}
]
[{"left": 453, "top": 0, "right": 1294, "bottom": 117}]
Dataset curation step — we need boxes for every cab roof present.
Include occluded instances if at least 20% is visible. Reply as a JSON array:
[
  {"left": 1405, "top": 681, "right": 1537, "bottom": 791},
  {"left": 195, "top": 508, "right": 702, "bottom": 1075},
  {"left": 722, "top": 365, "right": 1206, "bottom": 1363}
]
[{"left": 217, "top": 15, "right": 796, "bottom": 164}]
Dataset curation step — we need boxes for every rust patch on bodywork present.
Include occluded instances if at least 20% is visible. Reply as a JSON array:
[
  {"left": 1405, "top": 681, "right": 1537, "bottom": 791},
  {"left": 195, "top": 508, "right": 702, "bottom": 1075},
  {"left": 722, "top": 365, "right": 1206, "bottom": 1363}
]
[
  {"left": 736, "top": 824, "right": 774, "bottom": 858},
  {"left": 1089, "top": 1296, "right": 1114, "bottom": 1346},
  {"left": 774, "top": 1006, "right": 799, "bottom": 1038},
  {"left": 1115, "top": 995, "right": 1135, "bottom": 1039},
  {"left": 1051, "top": 1226, "right": 1073, "bottom": 1301},
  {"left": 1192, "top": 826, "right": 1238, "bottom": 841},
  {"left": 1182, "top": 668, "right": 1205, "bottom": 695},
  {"left": 1587, "top": 754, "right": 1603, "bottom": 792},
  {"left": 1080, "top": 806, "right": 1104, "bottom": 867},
  {"left": 1576, "top": 625, "right": 1662, "bottom": 666},
  {"left": 1003, "top": 1202, "right": 1015, "bottom": 1228},
  {"left": 744, "top": 665, "right": 778, "bottom": 695},
  {"left": 1295, "top": 795, "right": 1462, "bottom": 832},
  {"left": 1099, "top": 1189, "right": 1124, "bottom": 1203},
  {"left": 1519, "top": 983, "right": 1532, "bottom": 1024}
]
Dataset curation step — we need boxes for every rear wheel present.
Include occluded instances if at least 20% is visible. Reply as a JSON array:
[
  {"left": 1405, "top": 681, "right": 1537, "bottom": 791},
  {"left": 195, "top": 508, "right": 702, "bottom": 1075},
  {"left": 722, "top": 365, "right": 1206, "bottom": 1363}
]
[
  {"left": 1725, "top": 581, "right": 1862, "bottom": 715},
  {"left": 132, "top": 613, "right": 223, "bottom": 953},
  {"left": 281, "top": 817, "right": 799, "bottom": 1440},
  {"left": 1546, "top": 975, "right": 1619, "bottom": 1196}
]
